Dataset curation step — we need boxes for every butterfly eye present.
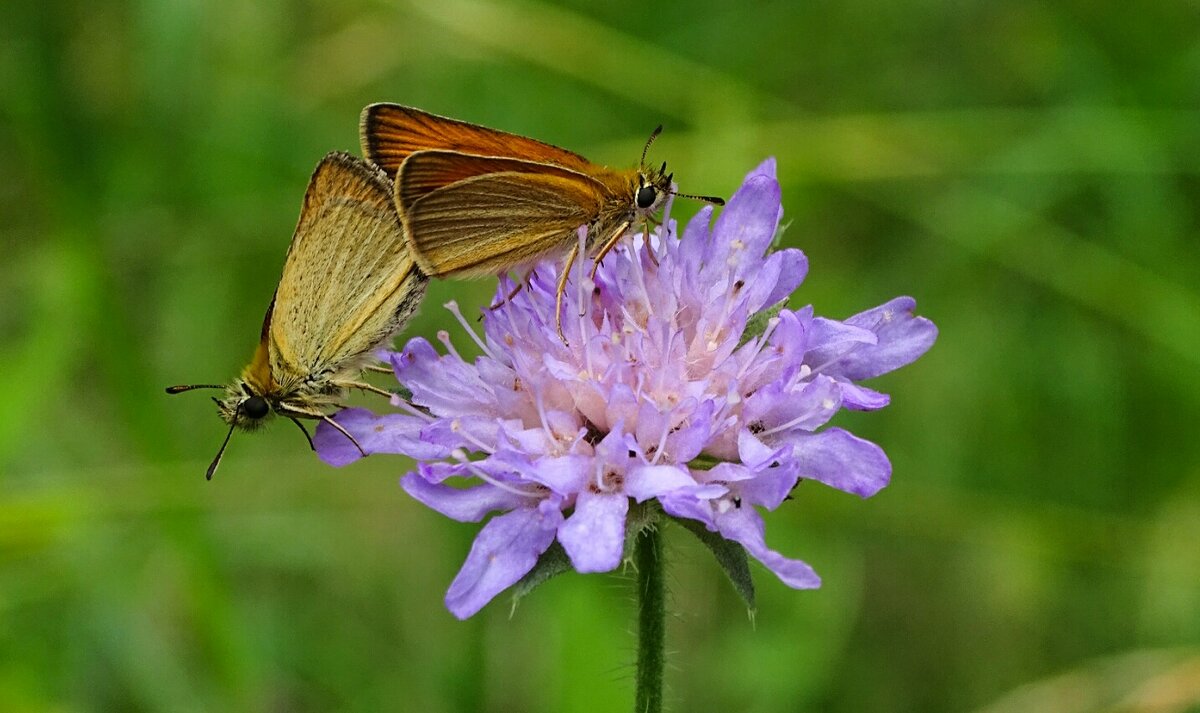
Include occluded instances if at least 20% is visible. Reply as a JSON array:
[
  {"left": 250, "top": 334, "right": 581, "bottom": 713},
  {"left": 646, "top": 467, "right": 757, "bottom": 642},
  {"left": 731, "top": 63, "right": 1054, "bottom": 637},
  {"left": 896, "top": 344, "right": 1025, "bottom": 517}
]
[
  {"left": 636, "top": 185, "right": 657, "bottom": 209},
  {"left": 242, "top": 396, "right": 270, "bottom": 419}
]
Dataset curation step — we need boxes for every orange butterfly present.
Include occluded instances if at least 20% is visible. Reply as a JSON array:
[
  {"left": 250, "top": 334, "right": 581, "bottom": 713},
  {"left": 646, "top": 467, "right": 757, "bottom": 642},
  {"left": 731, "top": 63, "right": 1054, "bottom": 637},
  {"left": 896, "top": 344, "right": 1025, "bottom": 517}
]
[{"left": 360, "top": 104, "right": 723, "bottom": 339}]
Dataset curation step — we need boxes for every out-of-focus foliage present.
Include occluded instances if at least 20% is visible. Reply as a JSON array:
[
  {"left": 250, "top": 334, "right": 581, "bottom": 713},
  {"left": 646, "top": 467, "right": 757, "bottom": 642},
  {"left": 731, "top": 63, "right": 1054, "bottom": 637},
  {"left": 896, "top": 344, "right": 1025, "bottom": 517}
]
[{"left": 1, "top": 1, "right": 1197, "bottom": 711}]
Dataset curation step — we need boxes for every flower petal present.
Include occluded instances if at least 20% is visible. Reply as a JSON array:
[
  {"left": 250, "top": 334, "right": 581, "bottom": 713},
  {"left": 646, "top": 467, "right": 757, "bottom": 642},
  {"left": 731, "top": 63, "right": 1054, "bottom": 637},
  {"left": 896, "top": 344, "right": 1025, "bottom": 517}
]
[
  {"left": 790, "top": 428, "right": 891, "bottom": 497},
  {"left": 593, "top": 424, "right": 634, "bottom": 467},
  {"left": 557, "top": 491, "right": 629, "bottom": 573},
  {"left": 420, "top": 415, "right": 502, "bottom": 453},
  {"left": 401, "top": 474, "right": 532, "bottom": 522},
  {"left": 625, "top": 464, "right": 696, "bottom": 501},
  {"left": 743, "top": 375, "right": 843, "bottom": 437},
  {"left": 391, "top": 339, "right": 496, "bottom": 416},
  {"left": 831, "top": 296, "right": 939, "bottom": 380},
  {"left": 839, "top": 382, "right": 891, "bottom": 410},
  {"left": 737, "top": 462, "right": 802, "bottom": 510},
  {"left": 710, "top": 175, "right": 783, "bottom": 268},
  {"left": 804, "top": 317, "right": 877, "bottom": 368},
  {"left": 763, "top": 307, "right": 812, "bottom": 369},
  {"left": 316, "top": 408, "right": 449, "bottom": 466},
  {"left": 715, "top": 505, "right": 820, "bottom": 589},
  {"left": 703, "top": 461, "right": 757, "bottom": 484},
  {"left": 660, "top": 492, "right": 716, "bottom": 529},
  {"left": 521, "top": 454, "right": 591, "bottom": 494},
  {"left": 744, "top": 156, "right": 777, "bottom": 182},
  {"left": 664, "top": 400, "right": 715, "bottom": 463},
  {"left": 736, "top": 428, "right": 784, "bottom": 468},
  {"left": 761, "top": 248, "right": 808, "bottom": 307},
  {"left": 415, "top": 460, "right": 470, "bottom": 484},
  {"left": 444, "top": 503, "right": 562, "bottom": 619},
  {"left": 679, "top": 205, "right": 715, "bottom": 279}
]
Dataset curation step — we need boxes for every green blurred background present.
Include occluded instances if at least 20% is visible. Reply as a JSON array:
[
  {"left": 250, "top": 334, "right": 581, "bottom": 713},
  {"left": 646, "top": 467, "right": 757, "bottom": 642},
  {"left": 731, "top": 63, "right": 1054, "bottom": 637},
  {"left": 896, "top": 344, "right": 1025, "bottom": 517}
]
[{"left": 3, "top": 0, "right": 1199, "bottom": 711}]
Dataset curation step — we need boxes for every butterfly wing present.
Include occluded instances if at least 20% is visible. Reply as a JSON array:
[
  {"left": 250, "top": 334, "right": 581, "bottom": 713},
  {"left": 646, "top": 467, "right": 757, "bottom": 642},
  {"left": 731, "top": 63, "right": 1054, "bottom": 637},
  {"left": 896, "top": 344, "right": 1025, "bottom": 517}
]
[
  {"left": 400, "top": 164, "right": 607, "bottom": 277},
  {"left": 397, "top": 148, "right": 617, "bottom": 207},
  {"left": 360, "top": 103, "right": 595, "bottom": 177},
  {"left": 268, "top": 152, "right": 427, "bottom": 387}
]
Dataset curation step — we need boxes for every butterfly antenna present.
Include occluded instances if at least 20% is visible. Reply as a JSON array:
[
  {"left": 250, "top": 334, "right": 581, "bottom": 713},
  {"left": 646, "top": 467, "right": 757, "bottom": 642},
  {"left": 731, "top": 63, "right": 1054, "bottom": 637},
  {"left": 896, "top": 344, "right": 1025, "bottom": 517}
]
[
  {"left": 166, "top": 384, "right": 225, "bottom": 394},
  {"left": 641, "top": 125, "right": 663, "bottom": 166},
  {"left": 206, "top": 418, "right": 237, "bottom": 481},
  {"left": 169, "top": 383, "right": 238, "bottom": 479},
  {"left": 669, "top": 190, "right": 726, "bottom": 206}
]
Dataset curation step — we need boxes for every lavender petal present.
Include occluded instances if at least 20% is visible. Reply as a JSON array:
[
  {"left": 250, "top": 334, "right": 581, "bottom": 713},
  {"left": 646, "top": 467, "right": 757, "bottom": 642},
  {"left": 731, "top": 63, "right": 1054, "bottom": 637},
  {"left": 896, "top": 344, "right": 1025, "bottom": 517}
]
[
  {"left": 557, "top": 491, "right": 629, "bottom": 573},
  {"left": 790, "top": 427, "right": 892, "bottom": 497},
  {"left": 831, "top": 297, "right": 939, "bottom": 380},
  {"left": 716, "top": 506, "right": 821, "bottom": 589},
  {"left": 444, "top": 504, "right": 562, "bottom": 619},
  {"left": 401, "top": 474, "right": 533, "bottom": 523},
  {"left": 625, "top": 464, "right": 697, "bottom": 502},
  {"left": 315, "top": 408, "right": 449, "bottom": 466}
]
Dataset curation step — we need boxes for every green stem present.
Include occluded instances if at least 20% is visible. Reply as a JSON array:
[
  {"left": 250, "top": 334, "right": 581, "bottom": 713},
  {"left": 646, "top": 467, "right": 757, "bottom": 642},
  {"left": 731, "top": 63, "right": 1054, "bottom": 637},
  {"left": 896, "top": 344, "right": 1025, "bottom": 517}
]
[{"left": 634, "top": 526, "right": 665, "bottom": 713}]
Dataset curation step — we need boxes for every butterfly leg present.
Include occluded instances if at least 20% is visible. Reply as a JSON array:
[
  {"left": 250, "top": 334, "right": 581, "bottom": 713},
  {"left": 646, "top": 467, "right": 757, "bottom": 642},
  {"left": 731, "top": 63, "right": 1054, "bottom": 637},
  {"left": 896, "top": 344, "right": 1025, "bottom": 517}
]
[
  {"left": 278, "top": 405, "right": 368, "bottom": 457},
  {"left": 339, "top": 380, "right": 394, "bottom": 399},
  {"left": 488, "top": 270, "right": 534, "bottom": 310},
  {"left": 363, "top": 364, "right": 393, "bottom": 374},
  {"left": 288, "top": 417, "right": 315, "bottom": 450},
  {"left": 642, "top": 216, "right": 663, "bottom": 266},
  {"left": 554, "top": 241, "right": 581, "bottom": 344},
  {"left": 588, "top": 221, "right": 632, "bottom": 280},
  {"left": 321, "top": 415, "right": 367, "bottom": 457}
]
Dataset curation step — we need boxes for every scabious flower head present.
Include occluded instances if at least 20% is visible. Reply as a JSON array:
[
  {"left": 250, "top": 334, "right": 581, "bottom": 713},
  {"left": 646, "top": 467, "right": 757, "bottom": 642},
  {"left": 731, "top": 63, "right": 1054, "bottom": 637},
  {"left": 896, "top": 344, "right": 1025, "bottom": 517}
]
[{"left": 316, "top": 159, "right": 937, "bottom": 619}]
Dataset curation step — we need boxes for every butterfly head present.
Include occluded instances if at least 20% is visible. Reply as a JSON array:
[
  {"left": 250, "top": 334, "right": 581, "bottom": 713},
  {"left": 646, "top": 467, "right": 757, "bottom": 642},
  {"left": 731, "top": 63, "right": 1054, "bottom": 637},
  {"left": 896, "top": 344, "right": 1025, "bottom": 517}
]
[
  {"left": 634, "top": 126, "right": 724, "bottom": 214},
  {"left": 214, "top": 381, "right": 274, "bottom": 430},
  {"left": 166, "top": 380, "right": 277, "bottom": 480}
]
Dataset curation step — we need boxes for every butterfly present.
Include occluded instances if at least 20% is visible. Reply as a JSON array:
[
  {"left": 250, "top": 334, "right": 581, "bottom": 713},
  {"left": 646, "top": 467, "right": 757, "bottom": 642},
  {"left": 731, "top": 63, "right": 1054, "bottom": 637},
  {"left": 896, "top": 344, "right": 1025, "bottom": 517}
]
[
  {"left": 167, "top": 151, "right": 427, "bottom": 478},
  {"left": 360, "top": 104, "right": 722, "bottom": 339}
]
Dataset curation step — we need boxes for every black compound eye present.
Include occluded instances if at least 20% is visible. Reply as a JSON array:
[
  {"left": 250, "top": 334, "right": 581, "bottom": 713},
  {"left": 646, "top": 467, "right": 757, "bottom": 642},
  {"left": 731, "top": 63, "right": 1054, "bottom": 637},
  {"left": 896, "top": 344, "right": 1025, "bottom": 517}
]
[
  {"left": 242, "top": 396, "right": 270, "bottom": 419},
  {"left": 636, "top": 185, "right": 657, "bottom": 209}
]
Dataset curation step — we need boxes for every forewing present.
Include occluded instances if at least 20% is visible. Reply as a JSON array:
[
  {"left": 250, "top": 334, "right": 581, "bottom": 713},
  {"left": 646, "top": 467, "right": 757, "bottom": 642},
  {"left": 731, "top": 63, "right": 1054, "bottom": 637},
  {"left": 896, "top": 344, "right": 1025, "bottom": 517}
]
[
  {"left": 398, "top": 149, "right": 612, "bottom": 207},
  {"left": 403, "top": 170, "right": 606, "bottom": 277},
  {"left": 360, "top": 103, "right": 594, "bottom": 177},
  {"left": 269, "top": 152, "right": 427, "bottom": 385}
]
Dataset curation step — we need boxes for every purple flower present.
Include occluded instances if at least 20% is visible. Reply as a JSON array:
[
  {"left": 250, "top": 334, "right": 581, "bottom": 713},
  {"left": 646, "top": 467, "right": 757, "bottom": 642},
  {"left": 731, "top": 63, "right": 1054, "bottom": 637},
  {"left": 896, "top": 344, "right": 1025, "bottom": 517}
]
[{"left": 316, "top": 159, "right": 937, "bottom": 619}]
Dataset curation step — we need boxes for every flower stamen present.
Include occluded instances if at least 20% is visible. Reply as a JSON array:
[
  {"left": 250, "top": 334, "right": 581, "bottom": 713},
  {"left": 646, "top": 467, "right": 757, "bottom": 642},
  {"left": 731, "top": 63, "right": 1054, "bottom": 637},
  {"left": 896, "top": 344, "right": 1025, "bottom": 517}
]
[
  {"left": 451, "top": 418, "right": 497, "bottom": 455},
  {"left": 452, "top": 451, "right": 540, "bottom": 498},
  {"left": 444, "top": 300, "right": 498, "bottom": 360}
]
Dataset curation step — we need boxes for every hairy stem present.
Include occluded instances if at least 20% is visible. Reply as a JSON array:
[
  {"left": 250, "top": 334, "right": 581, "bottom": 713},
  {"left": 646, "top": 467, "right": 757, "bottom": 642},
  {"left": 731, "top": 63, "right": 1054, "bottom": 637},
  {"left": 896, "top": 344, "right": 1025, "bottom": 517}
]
[{"left": 634, "top": 526, "right": 665, "bottom": 713}]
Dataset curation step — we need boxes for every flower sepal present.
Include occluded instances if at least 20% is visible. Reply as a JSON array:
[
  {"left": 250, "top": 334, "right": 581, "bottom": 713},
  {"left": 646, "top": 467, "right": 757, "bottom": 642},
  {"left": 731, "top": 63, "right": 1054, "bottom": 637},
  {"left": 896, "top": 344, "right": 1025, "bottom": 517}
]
[
  {"left": 670, "top": 514, "right": 757, "bottom": 613},
  {"left": 509, "top": 541, "right": 572, "bottom": 616},
  {"left": 739, "top": 300, "right": 785, "bottom": 348}
]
